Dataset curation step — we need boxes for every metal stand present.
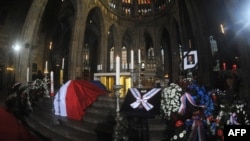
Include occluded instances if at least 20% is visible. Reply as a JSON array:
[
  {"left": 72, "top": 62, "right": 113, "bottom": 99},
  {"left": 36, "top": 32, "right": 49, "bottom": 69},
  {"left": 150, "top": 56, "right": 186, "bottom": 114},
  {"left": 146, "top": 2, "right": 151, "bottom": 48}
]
[
  {"left": 138, "top": 63, "right": 143, "bottom": 88},
  {"left": 26, "top": 82, "right": 32, "bottom": 111},
  {"left": 51, "top": 69, "right": 64, "bottom": 125},
  {"left": 51, "top": 95, "right": 60, "bottom": 125},
  {"left": 113, "top": 85, "right": 124, "bottom": 141},
  {"left": 130, "top": 69, "right": 135, "bottom": 88}
]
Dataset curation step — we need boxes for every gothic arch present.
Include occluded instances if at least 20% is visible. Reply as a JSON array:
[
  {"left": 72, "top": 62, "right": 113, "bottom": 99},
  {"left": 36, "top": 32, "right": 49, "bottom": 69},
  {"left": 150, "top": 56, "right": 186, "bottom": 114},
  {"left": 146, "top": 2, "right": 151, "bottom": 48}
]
[
  {"left": 107, "top": 24, "right": 117, "bottom": 71},
  {"left": 84, "top": 7, "right": 104, "bottom": 77}
]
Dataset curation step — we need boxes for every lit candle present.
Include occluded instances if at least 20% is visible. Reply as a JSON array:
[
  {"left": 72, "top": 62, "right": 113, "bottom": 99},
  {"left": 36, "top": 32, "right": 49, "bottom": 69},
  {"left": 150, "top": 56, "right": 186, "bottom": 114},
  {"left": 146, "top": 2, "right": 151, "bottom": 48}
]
[
  {"left": 50, "top": 71, "right": 54, "bottom": 97},
  {"left": 223, "top": 62, "right": 226, "bottom": 70},
  {"left": 49, "top": 41, "right": 52, "bottom": 50},
  {"left": 116, "top": 55, "right": 120, "bottom": 85},
  {"left": 86, "top": 54, "right": 88, "bottom": 60},
  {"left": 62, "top": 58, "right": 65, "bottom": 70},
  {"left": 233, "top": 64, "right": 237, "bottom": 70},
  {"left": 138, "top": 49, "right": 141, "bottom": 63},
  {"left": 27, "top": 67, "right": 29, "bottom": 82},
  {"left": 131, "top": 50, "right": 134, "bottom": 69}
]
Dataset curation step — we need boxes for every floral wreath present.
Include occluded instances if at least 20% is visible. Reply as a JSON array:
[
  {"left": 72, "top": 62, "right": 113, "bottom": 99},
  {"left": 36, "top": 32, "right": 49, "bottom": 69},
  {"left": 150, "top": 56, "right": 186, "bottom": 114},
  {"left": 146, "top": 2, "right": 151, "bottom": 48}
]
[{"left": 160, "top": 83, "right": 182, "bottom": 120}]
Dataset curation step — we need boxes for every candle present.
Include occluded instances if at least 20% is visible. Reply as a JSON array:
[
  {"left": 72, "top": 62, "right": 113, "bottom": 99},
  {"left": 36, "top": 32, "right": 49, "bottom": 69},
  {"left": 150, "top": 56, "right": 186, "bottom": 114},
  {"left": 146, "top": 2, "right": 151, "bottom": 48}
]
[
  {"left": 189, "top": 40, "right": 192, "bottom": 48},
  {"left": 50, "top": 71, "right": 54, "bottom": 97},
  {"left": 49, "top": 41, "right": 52, "bottom": 50},
  {"left": 27, "top": 67, "right": 29, "bottom": 82},
  {"left": 86, "top": 54, "right": 88, "bottom": 60},
  {"left": 233, "top": 64, "right": 237, "bottom": 70},
  {"left": 223, "top": 62, "right": 226, "bottom": 70},
  {"left": 138, "top": 49, "right": 141, "bottom": 63},
  {"left": 116, "top": 55, "right": 120, "bottom": 85},
  {"left": 131, "top": 50, "right": 134, "bottom": 69},
  {"left": 161, "top": 48, "right": 164, "bottom": 64},
  {"left": 62, "top": 58, "right": 65, "bottom": 70},
  {"left": 110, "top": 50, "right": 114, "bottom": 70},
  {"left": 110, "top": 63, "right": 113, "bottom": 70},
  {"left": 45, "top": 61, "right": 48, "bottom": 73},
  {"left": 60, "top": 69, "right": 63, "bottom": 85}
]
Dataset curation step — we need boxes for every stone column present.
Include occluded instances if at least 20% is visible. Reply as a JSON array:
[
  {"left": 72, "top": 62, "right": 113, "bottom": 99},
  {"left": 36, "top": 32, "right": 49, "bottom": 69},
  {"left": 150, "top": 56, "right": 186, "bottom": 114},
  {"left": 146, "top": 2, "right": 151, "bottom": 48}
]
[
  {"left": 17, "top": 0, "right": 48, "bottom": 82},
  {"left": 68, "top": 5, "right": 87, "bottom": 80}
]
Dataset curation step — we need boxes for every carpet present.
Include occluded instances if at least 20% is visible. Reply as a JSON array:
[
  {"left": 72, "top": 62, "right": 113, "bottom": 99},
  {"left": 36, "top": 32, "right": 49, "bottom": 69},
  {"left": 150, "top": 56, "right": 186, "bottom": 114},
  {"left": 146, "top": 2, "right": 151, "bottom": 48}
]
[{"left": 0, "top": 107, "right": 41, "bottom": 141}]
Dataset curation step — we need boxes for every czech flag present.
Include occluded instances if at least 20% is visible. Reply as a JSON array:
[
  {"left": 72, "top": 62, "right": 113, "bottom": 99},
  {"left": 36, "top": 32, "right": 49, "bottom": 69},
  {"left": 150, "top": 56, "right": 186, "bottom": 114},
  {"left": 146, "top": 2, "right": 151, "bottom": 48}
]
[{"left": 53, "top": 80, "right": 108, "bottom": 121}]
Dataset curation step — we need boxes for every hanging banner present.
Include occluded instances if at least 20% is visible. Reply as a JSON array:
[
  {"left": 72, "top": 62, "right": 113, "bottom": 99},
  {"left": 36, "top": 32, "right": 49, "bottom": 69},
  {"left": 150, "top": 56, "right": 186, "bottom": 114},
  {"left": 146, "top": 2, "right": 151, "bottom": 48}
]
[{"left": 183, "top": 50, "right": 198, "bottom": 70}]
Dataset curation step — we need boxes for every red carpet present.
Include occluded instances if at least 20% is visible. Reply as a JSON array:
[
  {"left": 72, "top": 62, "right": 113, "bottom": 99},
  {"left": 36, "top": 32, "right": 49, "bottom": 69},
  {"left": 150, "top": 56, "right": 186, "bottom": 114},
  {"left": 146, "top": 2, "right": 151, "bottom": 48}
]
[{"left": 0, "top": 107, "right": 41, "bottom": 141}]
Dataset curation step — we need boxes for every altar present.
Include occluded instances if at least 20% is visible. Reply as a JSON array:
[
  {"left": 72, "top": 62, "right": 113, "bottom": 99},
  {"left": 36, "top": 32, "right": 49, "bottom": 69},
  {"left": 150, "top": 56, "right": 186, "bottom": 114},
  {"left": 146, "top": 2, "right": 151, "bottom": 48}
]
[{"left": 94, "top": 72, "right": 132, "bottom": 97}]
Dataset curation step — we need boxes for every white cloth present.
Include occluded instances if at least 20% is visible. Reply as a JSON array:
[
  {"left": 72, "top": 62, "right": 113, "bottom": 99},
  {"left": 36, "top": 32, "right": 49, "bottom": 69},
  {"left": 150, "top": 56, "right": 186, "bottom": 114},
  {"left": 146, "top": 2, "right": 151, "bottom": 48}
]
[
  {"left": 130, "top": 88, "right": 161, "bottom": 111},
  {"left": 53, "top": 80, "right": 71, "bottom": 117}
]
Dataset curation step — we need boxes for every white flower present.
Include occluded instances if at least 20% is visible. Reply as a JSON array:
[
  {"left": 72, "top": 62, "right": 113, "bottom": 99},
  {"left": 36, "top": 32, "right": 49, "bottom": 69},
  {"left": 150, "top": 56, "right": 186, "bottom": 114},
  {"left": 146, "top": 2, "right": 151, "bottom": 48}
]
[
  {"left": 220, "top": 104, "right": 225, "bottom": 108},
  {"left": 161, "top": 83, "right": 182, "bottom": 119},
  {"left": 173, "top": 135, "right": 177, "bottom": 140},
  {"left": 179, "top": 133, "right": 184, "bottom": 138}
]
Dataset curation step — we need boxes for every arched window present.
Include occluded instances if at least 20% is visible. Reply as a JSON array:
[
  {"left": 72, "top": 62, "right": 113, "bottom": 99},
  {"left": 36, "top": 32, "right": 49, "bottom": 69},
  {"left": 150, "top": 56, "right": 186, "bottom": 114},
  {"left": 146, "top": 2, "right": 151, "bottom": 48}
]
[
  {"left": 148, "top": 46, "right": 154, "bottom": 59},
  {"left": 110, "top": 47, "right": 114, "bottom": 71},
  {"left": 161, "top": 47, "right": 164, "bottom": 65},
  {"left": 121, "top": 46, "right": 127, "bottom": 70},
  {"left": 83, "top": 43, "right": 89, "bottom": 70}
]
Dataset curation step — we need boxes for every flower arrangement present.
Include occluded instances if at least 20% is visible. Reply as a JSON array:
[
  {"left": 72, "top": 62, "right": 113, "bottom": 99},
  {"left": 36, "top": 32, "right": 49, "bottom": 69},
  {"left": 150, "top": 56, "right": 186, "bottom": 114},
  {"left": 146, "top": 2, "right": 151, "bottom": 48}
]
[
  {"left": 160, "top": 83, "right": 182, "bottom": 120},
  {"left": 204, "top": 90, "right": 250, "bottom": 140},
  {"left": 160, "top": 78, "right": 249, "bottom": 141},
  {"left": 5, "top": 76, "right": 50, "bottom": 115},
  {"left": 164, "top": 81, "right": 216, "bottom": 141},
  {"left": 187, "top": 82, "right": 215, "bottom": 117},
  {"left": 29, "top": 76, "right": 50, "bottom": 99}
]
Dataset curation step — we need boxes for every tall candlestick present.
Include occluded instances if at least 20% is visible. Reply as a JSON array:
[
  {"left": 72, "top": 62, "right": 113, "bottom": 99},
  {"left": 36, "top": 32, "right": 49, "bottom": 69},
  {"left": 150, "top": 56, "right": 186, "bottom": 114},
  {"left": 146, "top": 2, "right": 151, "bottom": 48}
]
[
  {"left": 45, "top": 61, "right": 48, "bottom": 73},
  {"left": 189, "top": 40, "right": 192, "bottom": 48},
  {"left": 223, "top": 62, "right": 226, "bottom": 70},
  {"left": 110, "top": 50, "right": 114, "bottom": 70},
  {"left": 27, "top": 67, "right": 29, "bottom": 82},
  {"left": 60, "top": 69, "right": 63, "bottom": 85},
  {"left": 50, "top": 71, "right": 54, "bottom": 97},
  {"left": 110, "top": 64, "right": 113, "bottom": 70},
  {"left": 49, "top": 41, "right": 52, "bottom": 50},
  {"left": 62, "top": 58, "right": 65, "bottom": 70},
  {"left": 131, "top": 50, "right": 134, "bottom": 69},
  {"left": 116, "top": 55, "right": 120, "bottom": 85},
  {"left": 138, "top": 49, "right": 141, "bottom": 63}
]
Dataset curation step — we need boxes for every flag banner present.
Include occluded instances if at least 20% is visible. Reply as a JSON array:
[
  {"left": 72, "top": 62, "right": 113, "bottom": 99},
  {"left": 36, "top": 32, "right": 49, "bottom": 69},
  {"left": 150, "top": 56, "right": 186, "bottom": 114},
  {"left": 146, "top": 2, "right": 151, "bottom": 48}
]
[
  {"left": 183, "top": 50, "right": 198, "bottom": 70},
  {"left": 53, "top": 80, "right": 108, "bottom": 121},
  {"left": 121, "top": 88, "right": 161, "bottom": 118}
]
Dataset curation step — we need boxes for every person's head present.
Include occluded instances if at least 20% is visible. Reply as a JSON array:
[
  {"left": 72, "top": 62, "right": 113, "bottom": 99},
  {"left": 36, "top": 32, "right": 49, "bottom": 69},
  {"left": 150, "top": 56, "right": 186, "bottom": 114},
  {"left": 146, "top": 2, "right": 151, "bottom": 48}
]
[{"left": 188, "top": 55, "right": 193, "bottom": 61}]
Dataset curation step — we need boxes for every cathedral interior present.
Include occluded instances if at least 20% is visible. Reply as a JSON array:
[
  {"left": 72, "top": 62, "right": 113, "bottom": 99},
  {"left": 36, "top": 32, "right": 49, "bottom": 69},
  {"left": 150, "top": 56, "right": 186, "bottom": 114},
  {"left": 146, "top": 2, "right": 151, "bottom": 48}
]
[{"left": 0, "top": 0, "right": 250, "bottom": 140}]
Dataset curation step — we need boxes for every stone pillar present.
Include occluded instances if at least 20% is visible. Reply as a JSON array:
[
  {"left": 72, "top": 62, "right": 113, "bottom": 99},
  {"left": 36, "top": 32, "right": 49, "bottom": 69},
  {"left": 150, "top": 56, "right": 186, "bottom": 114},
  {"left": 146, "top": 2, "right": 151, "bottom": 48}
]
[
  {"left": 16, "top": 0, "right": 48, "bottom": 83},
  {"left": 68, "top": 7, "right": 86, "bottom": 80}
]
